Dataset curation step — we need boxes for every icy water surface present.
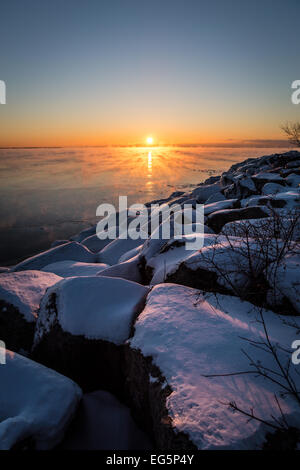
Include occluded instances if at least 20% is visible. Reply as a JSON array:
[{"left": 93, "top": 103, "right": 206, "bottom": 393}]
[{"left": 0, "top": 146, "right": 290, "bottom": 264}]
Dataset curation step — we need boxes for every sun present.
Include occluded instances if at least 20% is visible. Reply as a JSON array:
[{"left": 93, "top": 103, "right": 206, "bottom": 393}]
[{"left": 146, "top": 136, "right": 154, "bottom": 145}]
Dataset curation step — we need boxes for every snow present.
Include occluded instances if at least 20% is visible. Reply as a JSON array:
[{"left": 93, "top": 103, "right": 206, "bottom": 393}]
[
  {"left": 191, "top": 182, "right": 221, "bottom": 203},
  {"left": 70, "top": 225, "right": 96, "bottom": 242},
  {"left": 41, "top": 260, "right": 109, "bottom": 278},
  {"left": 12, "top": 241, "right": 96, "bottom": 272},
  {"left": 286, "top": 173, "right": 300, "bottom": 188},
  {"left": 253, "top": 172, "right": 284, "bottom": 182},
  {"left": 97, "top": 254, "right": 143, "bottom": 284},
  {"left": 147, "top": 234, "right": 212, "bottom": 285},
  {"left": 81, "top": 234, "right": 112, "bottom": 253},
  {"left": 0, "top": 271, "right": 62, "bottom": 322},
  {"left": 119, "top": 244, "right": 143, "bottom": 263},
  {"left": 221, "top": 217, "right": 300, "bottom": 241},
  {"left": 98, "top": 237, "right": 144, "bottom": 265},
  {"left": 203, "top": 191, "right": 225, "bottom": 204},
  {"left": 0, "top": 348, "right": 82, "bottom": 449},
  {"left": 204, "top": 199, "right": 238, "bottom": 216},
  {"left": 129, "top": 284, "right": 300, "bottom": 450},
  {"left": 35, "top": 276, "right": 149, "bottom": 345},
  {"left": 261, "top": 182, "right": 285, "bottom": 195}
]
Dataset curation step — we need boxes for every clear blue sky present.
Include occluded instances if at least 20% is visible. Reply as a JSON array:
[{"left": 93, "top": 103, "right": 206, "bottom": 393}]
[{"left": 0, "top": 0, "right": 299, "bottom": 146}]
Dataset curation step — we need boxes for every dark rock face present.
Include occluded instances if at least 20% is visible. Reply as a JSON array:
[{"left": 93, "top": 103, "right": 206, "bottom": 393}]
[
  {"left": 59, "top": 390, "right": 153, "bottom": 450},
  {"left": 166, "top": 263, "right": 229, "bottom": 295},
  {"left": 124, "top": 345, "right": 197, "bottom": 451},
  {"left": 207, "top": 206, "right": 269, "bottom": 233},
  {"left": 0, "top": 300, "right": 35, "bottom": 353},
  {"left": 32, "top": 320, "right": 125, "bottom": 396}
]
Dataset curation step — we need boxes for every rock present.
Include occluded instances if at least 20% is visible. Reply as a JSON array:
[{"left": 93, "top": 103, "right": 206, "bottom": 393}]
[
  {"left": 191, "top": 182, "right": 221, "bottom": 203},
  {"left": 205, "top": 191, "right": 226, "bottom": 204},
  {"left": 204, "top": 198, "right": 239, "bottom": 216},
  {"left": 33, "top": 277, "right": 149, "bottom": 392},
  {"left": 0, "top": 267, "right": 10, "bottom": 273},
  {"left": 286, "top": 159, "right": 300, "bottom": 169},
  {"left": 70, "top": 225, "right": 96, "bottom": 242},
  {"left": 81, "top": 234, "right": 112, "bottom": 253},
  {"left": 60, "top": 390, "right": 152, "bottom": 450},
  {"left": 285, "top": 173, "right": 300, "bottom": 188},
  {"left": 12, "top": 242, "right": 96, "bottom": 272},
  {"left": 41, "top": 260, "right": 109, "bottom": 277},
  {"left": 98, "top": 237, "right": 144, "bottom": 265},
  {"left": 203, "top": 175, "right": 221, "bottom": 185},
  {"left": 261, "top": 182, "right": 285, "bottom": 195},
  {"left": 251, "top": 172, "right": 286, "bottom": 189},
  {"left": 126, "top": 284, "right": 300, "bottom": 450},
  {"left": 207, "top": 206, "right": 270, "bottom": 233},
  {"left": 266, "top": 253, "right": 300, "bottom": 315},
  {"left": 144, "top": 233, "right": 214, "bottom": 286},
  {"left": 97, "top": 254, "right": 143, "bottom": 284},
  {"left": 51, "top": 240, "right": 69, "bottom": 248},
  {"left": 221, "top": 217, "right": 300, "bottom": 241},
  {"left": 0, "top": 271, "right": 61, "bottom": 352},
  {"left": 0, "top": 348, "right": 81, "bottom": 449}
]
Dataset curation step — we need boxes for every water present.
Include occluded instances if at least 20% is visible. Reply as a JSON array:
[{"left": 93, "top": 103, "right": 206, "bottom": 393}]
[{"left": 0, "top": 146, "right": 290, "bottom": 265}]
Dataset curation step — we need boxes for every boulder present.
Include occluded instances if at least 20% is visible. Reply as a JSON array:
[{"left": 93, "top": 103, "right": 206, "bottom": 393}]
[
  {"left": 60, "top": 390, "right": 152, "bottom": 450},
  {"left": 0, "top": 271, "right": 61, "bottom": 352},
  {"left": 191, "top": 182, "right": 221, "bottom": 203},
  {"left": 126, "top": 284, "right": 300, "bottom": 450},
  {"left": 205, "top": 191, "right": 226, "bottom": 204},
  {"left": 0, "top": 348, "right": 81, "bottom": 449},
  {"left": 207, "top": 206, "right": 269, "bottom": 233},
  {"left": 204, "top": 198, "right": 239, "bottom": 216},
  {"left": 13, "top": 242, "right": 96, "bottom": 272},
  {"left": 81, "top": 234, "right": 112, "bottom": 253},
  {"left": 33, "top": 277, "right": 149, "bottom": 393},
  {"left": 41, "top": 260, "right": 109, "bottom": 277}
]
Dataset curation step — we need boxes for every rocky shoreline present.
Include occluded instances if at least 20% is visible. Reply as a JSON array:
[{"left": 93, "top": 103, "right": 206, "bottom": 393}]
[{"left": 0, "top": 150, "right": 300, "bottom": 450}]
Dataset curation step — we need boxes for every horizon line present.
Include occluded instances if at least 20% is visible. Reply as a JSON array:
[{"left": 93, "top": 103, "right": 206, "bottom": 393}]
[{"left": 0, "top": 139, "right": 293, "bottom": 150}]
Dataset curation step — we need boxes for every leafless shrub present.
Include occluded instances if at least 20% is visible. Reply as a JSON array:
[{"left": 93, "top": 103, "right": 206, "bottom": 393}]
[
  {"left": 281, "top": 122, "right": 300, "bottom": 148},
  {"left": 191, "top": 208, "right": 300, "bottom": 311}
]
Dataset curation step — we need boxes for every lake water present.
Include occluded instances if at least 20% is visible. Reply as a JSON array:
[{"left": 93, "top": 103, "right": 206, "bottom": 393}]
[{"left": 0, "top": 146, "right": 290, "bottom": 265}]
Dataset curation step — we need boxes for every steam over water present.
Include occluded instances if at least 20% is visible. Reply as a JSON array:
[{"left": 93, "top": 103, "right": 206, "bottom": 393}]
[{"left": 0, "top": 146, "right": 290, "bottom": 264}]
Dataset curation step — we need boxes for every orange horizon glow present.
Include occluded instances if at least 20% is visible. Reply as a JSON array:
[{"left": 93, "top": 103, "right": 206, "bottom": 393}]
[{"left": 0, "top": 126, "right": 291, "bottom": 149}]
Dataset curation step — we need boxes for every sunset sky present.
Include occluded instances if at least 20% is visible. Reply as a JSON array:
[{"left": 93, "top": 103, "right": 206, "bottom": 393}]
[{"left": 0, "top": 0, "right": 299, "bottom": 147}]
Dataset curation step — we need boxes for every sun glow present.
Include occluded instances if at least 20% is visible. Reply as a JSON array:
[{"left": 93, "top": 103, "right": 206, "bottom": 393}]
[{"left": 146, "top": 136, "right": 154, "bottom": 145}]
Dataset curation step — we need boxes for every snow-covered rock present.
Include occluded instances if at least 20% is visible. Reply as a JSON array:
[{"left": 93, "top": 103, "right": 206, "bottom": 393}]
[
  {"left": 126, "top": 284, "right": 300, "bottom": 450},
  {"left": 261, "top": 182, "right": 285, "bottom": 195},
  {"left": 207, "top": 206, "right": 269, "bottom": 233},
  {"left": 204, "top": 198, "right": 239, "bottom": 216},
  {"left": 285, "top": 173, "right": 300, "bottom": 188},
  {"left": 0, "top": 348, "right": 81, "bottom": 449},
  {"left": 221, "top": 217, "right": 300, "bottom": 241},
  {"left": 98, "top": 237, "right": 144, "bottom": 265},
  {"left": 191, "top": 182, "right": 221, "bottom": 203},
  {"left": 33, "top": 277, "right": 149, "bottom": 391},
  {"left": 70, "top": 225, "right": 96, "bottom": 242},
  {"left": 41, "top": 260, "right": 109, "bottom": 278},
  {"left": 13, "top": 242, "right": 96, "bottom": 272},
  {"left": 51, "top": 239, "right": 69, "bottom": 248},
  {"left": 81, "top": 234, "right": 112, "bottom": 253},
  {"left": 205, "top": 191, "right": 226, "bottom": 204},
  {"left": 0, "top": 271, "right": 61, "bottom": 352},
  {"left": 97, "top": 255, "right": 143, "bottom": 284}
]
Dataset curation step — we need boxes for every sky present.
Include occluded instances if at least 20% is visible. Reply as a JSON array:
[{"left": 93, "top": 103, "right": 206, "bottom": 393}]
[{"left": 0, "top": 0, "right": 299, "bottom": 147}]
